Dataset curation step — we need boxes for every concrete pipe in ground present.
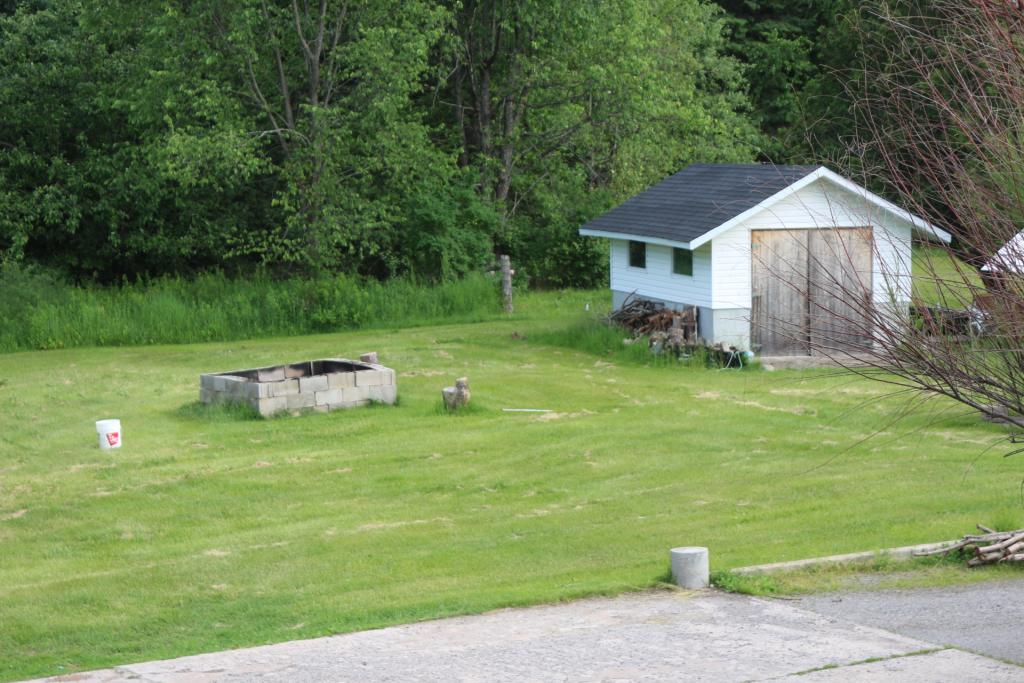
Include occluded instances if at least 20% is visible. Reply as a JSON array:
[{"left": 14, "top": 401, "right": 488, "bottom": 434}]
[{"left": 670, "top": 547, "right": 709, "bottom": 589}]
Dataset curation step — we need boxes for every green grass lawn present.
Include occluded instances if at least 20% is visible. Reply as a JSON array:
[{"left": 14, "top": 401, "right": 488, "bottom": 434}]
[
  {"left": 1, "top": 290, "right": 1022, "bottom": 681},
  {"left": 715, "top": 554, "right": 1024, "bottom": 597},
  {"left": 912, "top": 245, "right": 985, "bottom": 307}
]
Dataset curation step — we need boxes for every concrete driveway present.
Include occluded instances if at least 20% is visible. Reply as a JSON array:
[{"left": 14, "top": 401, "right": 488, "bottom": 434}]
[
  {"left": 26, "top": 588, "right": 1024, "bottom": 682},
  {"left": 794, "top": 578, "right": 1024, "bottom": 667}
]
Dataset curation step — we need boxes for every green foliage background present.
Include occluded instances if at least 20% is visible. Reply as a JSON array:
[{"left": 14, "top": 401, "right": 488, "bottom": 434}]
[{"left": 0, "top": 0, "right": 857, "bottom": 287}]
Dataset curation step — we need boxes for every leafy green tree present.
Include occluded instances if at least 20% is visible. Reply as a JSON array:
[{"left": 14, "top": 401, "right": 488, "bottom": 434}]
[
  {"left": 102, "top": 0, "right": 492, "bottom": 278},
  {"left": 713, "top": 0, "right": 851, "bottom": 161},
  {"left": 0, "top": 3, "right": 275, "bottom": 279},
  {"left": 0, "top": 1, "right": 495, "bottom": 280},
  {"left": 444, "top": 0, "right": 758, "bottom": 285},
  {"left": 1, "top": 0, "right": 760, "bottom": 286}
]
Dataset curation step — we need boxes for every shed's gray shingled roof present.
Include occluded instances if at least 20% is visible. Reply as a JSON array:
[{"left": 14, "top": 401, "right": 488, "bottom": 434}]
[{"left": 581, "top": 163, "right": 821, "bottom": 244}]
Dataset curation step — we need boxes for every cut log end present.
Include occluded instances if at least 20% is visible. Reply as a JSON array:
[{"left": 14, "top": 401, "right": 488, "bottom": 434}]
[
  {"left": 442, "top": 377, "right": 470, "bottom": 411},
  {"left": 943, "top": 525, "right": 1024, "bottom": 567}
]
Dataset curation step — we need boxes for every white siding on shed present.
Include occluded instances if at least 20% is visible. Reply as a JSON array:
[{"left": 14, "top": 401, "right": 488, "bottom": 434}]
[
  {"left": 606, "top": 237, "right": 712, "bottom": 307},
  {"left": 710, "top": 179, "right": 913, "bottom": 310},
  {"left": 609, "top": 239, "right": 712, "bottom": 308}
]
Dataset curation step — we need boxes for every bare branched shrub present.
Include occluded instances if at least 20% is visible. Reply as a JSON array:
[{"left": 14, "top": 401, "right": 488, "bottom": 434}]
[{"left": 759, "top": 0, "right": 1024, "bottom": 430}]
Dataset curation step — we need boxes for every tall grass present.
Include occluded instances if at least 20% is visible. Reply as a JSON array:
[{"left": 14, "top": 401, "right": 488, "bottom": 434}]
[
  {"left": 534, "top": 317, "right": 748, "bottom": 369},
  {"left": 0, "top": 265, "right": 500, "bottom": 352}
]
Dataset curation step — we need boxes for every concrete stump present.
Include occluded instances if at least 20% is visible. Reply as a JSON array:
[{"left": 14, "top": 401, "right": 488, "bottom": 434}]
[
  {"left": 360, "top": 352, "right": 379, "bottom": 364},
  {"left": 442, "top": 377, "right": 470, "bottom": 411},
  {"left": 670, "top": 547, "right": 709, "bottom": 589}
]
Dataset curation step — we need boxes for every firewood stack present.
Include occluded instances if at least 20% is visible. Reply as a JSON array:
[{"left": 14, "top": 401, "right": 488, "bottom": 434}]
[
  {"left": 608, "top": 293, "right": 699, "bottom": 340},
  {"left": 915, "top": 525, "right": 1024, "bottom": 566}
]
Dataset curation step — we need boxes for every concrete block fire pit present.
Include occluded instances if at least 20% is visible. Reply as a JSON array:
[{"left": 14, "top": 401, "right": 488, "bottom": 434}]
[{"left": 200, "top": 358, "right": 396, "bottom": 417}]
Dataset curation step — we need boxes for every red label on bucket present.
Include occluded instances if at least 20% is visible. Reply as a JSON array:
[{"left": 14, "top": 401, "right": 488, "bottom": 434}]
[{"left": 106, "top": 432, "right": 120, "bottom": 447}]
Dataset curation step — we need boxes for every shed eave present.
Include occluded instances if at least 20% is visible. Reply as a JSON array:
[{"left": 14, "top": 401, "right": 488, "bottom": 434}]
[{"left": 578, "top": 228, "right": 692, "bottom": 250}]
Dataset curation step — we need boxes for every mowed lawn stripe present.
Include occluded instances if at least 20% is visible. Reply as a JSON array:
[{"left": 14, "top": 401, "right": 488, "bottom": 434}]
[{"left": 0, "top": 293, "right": 1018, "bottom": 680}]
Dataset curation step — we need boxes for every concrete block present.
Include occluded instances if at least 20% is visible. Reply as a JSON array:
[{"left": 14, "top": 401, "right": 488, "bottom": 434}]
[
  {"left": 258, "top": 366, "right": 286, "bottom": 382},
  {"left": 201, "top": 359, "right": 394, "bottom": 418},
  {"left": 243, "top": 382, "right": 270, "bottom": 399},
  {"left": 206, "top": 389, "right": 229, "bottom": 404},
  {"left": 670, "top": 547, "right": 709, "bottom": 589},
  {"left": 346, "top": 385, "right": 368, "bottom": 402},
  {"left": 367, "top": 384, "right": 397, "bottom": 404},
  {"left": 269, "top": 379, "right": 299, "bottom": 397},
  {"left": 225, "top": 377, "right": 249, "bottom": 395},
  {"left": 257, "top": 396, "right": 287, "bottom": 417},
  {"left": 355, "top": 369, "right": 384, "bottom": 386},
  {"left": 285, "top": 362, "right": 312, "bottom": 379},
  {"left": 287, "top": 392, "right": 316, "bottom": 410},
  {"left": 211, "top": 375, "right": 235, "bottom": 393},
  {"left": 315, "top": 389, "right": 345, "bottom": 406},
  {"left": 327, "top": 372, "right": 355, "bottom": 389},
  {"left": 299, "top": 375, "right": 329, "bottom": 393}
]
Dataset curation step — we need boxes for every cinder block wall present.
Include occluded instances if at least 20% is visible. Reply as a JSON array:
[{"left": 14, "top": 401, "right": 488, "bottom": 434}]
[{"left": 200, "top": 359, "right": 396, "bottom": 417}]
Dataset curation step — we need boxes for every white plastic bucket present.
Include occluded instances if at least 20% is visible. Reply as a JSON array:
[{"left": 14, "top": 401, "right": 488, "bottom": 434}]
[{"left": 96, "top": 419, "right": 122, "bottom": 449}]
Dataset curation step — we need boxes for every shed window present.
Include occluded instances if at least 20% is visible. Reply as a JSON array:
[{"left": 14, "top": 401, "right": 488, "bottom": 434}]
[
  {"left": 673, "top": 248, "right": 693, "bottom": 276},
  {"left": 628, "top": 241, "right": 646, "bottom": 268}
]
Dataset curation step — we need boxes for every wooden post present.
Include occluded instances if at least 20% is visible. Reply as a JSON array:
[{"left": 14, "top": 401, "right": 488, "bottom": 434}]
[{"left": 499, "top": 254, "right": 513, "bottom": 314}]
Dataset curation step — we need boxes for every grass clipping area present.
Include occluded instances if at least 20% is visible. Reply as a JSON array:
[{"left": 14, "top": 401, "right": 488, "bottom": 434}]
[{"left": 1, "top": 290, "right": 1023, "bottom": 680}]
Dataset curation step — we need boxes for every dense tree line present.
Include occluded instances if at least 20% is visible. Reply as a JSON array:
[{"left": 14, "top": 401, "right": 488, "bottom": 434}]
[
  {"left": 711, "top": 0, "right": 860, "bottom": 163},
  {"left": 0, "top": 0, "right": 855, "bottom": 286}
]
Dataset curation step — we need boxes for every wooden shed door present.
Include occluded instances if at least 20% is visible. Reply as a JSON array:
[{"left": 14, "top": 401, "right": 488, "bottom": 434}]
[{"left": 751, "top": 228, "right": 873, "bottom": 355}]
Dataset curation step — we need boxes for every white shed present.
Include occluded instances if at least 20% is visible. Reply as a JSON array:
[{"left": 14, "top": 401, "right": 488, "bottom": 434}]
[
  {"left": 982, "top": 231, "right": 1024, "bottom": 274},
  {"left": 579, "top": 164, "right": 950, "bottom": 355}
]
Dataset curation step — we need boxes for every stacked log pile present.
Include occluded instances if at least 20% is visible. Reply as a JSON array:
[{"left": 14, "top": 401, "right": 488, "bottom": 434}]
[
  {"left": 608, "top": 293, "right": 698, "bottom": 339},
  {"left": 915, "top": 524, "right": 1024, "bottom": 566}
]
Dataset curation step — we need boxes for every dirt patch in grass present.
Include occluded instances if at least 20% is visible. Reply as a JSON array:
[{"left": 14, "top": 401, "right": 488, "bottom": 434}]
[
  {"left": 534, "top": 410, "right": 595, "bottom": 422},
  {"left": 733, "top": 400, "right": 812, "bottom": 416},
  {"left": 927, "top": 430, "right": 998, "bottom": 446},
  {"left": 1, "top": 509, "right": 27, "bottom": 521},
  {"left": 68, "top": 462, "right": 116, "bottom": 473},
  {"left": 357, "top": 517, "right": 452, "bottom": 532}
]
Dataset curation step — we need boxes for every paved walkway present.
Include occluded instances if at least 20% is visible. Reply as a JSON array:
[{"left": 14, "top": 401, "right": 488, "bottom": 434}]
[
  {"left": 795, "top": 578, "right": 1024, "bottom": 666},
  {"left": 29, "top": 589, "right": 1024, "bottom": 682}
]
